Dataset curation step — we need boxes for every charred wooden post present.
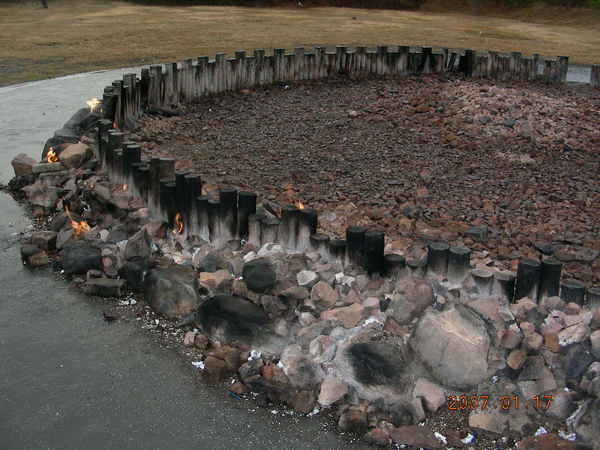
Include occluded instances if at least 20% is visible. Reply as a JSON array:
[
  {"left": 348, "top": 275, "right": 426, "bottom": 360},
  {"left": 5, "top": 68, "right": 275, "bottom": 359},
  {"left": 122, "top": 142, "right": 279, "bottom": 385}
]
[
  {"left": 97, "top": 119, "right": 112, "bottom": 170},
  {"left": 493, "top": 270, "right": 516, "bottom": 303},
  {"left": 533, "top": 53, "right": 541, "bottom": 80},
  {"left": 113, "top": 149, "right": 124, "bottom": 186},
  {"left": 364, "top": 231, "right": 385, "bottom": 275},
  {"left": 398, "top": 45, "right": 409, "bottom": 75},
  {"left": 197, "top": 56, "right": 209, "bottom": 97},
  {"left": 196, "top": 196, "right": 210, "bottom": 241},
  {"left": 385, "top": 48, "right": 399, "bottom": 75},
  {"left": 384, "top": 254, "right": 406, "bottom": 278},
  {"left": 474, "top": 52, "right": 489, "bottom": 79},
  {"left": 314, "top": 45, "right": 325, "bottom": 78},
  {"left": 235, "top": 50, "right": 247, "bottom": 88},
  {"left": 159, "top": 180, "right": 177, "bottom": 226},
  {"left": 329, "top": 239, "right": 347, "bottom": 267},
  {"left": 587, "top": 287, "right": 600, "bottom": 308},
  {"left": 280, "top": 205, "right": 299, "bottom": 250},
  {"left": 184, "top": 175, "right": 201, "bottom": 237},
  {"left": 149, "top": 158, "right": 175, "bottom": 218},
  {"left": 557, "top": 56, "right": 569, "bottom": 83},
  {"left": 208, "top": 199, "right": 221, "bottom": 244},
  {"left": 237, "top": 191, "right": 257, "bottom": 241},
  {"left": 431, "top": 49, "right": 445, "bottom": 73},
  {"left": 310, "top": 233, "right": 330, "bottom": 261},
  {"left": 421, "top": 46, "right": 432, "bottom": 73},
  {"left": 123, "top": 143, "right": 141, "bottom": 194},
  {"left": 175, "top": 172, "right": 190, "bottom": 220},
  {"left": 427, "top": 241, "right": 450, "bottom": 279},
  {"left": 560, "top": 279, "right": 586, "bottom": 305},
  {"left": 591, "top": 65, "right": 600, "bottom": 88},
  {"left": 375, "top": 45, "right": 387, "bottom": 75},
  {"left": 140, "top": 68, "right": 150, "bottom": 108},
  {"left": 408, "top": 47, "right": 424, "bottom": 74},
  {"left": 274, "top": 48, "right": 285, "bottom": 81},
  {"left": 247, "top": 214, "right": 261, "bottom": 248},
  {"left": 106, "top": 130, "right": 124, "bottom": 182},
  {"left": 131, "top": 162, "right": 149, "bottom": 201},
  {"left": 510, "top": 52, "right": 522, "bottom": 80},
  {"left": 346, "top": 226, "right": 367, "bottom": 268},
  {"left": 471, "top": 268, "right": 494, "bottom": 297},
  {"left": 459, "top": 49, "right": 475, "bottom": 77},
  {"left": 447, "top": 245, "right": 471, "bottom": 285},
  {"left": 515, "top": 259, "right": 542, "bottom": 301},
  {"left": 219, "top": 188, "right": 238, "bottom": 243},
  {"left": 487, "top": 51, "right": 499, "bottom": 79},
  {"left": 254, "top": 49, "right": 266, "bottom": 85},
  {"left": 538, "top": 258, "right": 562, "bottom": 301},
  {"left": 298, "top": 208, "right": 318, "bottom": 252},
  {"left": 260, "top": 215, "right": 280, "bottom": 245}
]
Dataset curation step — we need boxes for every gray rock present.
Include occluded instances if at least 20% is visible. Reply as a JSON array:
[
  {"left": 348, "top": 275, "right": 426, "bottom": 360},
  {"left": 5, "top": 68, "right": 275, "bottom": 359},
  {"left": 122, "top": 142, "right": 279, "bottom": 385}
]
[
  {"left": 144, "top": 265, "right": 200, "bottom": 319},
  {"left": 32, "top": 163, "right": 66, "bottom": 175},
  {"left": 318, "top": 377, "right": 348, "bottom": 406},
  {"left": 310, "top": 281, "right": 339, "bottom": 310},
  {"left": 260, "top": 294, "right": 287, "bottom": 317},
  {"left": 389, "top": 277, "right": 434, "bottom": 324},
  {"left": 60, "top": 241, "right": 102, "bottom": 275},
  {"left": 30, "top": 230, "right": 58, "bottom": 251},
  {"left": 118, "top": 258, "right": 150, "bottom": 291},
  {"left": 59, "top": 143, "right": 92, "bottom": 169},
  {"left": 242, "top": 258, "right": 276, "bottom": 293},
  {"left": 11, "top": 153, "right": 37, "bottom": 177},
  {"left": 297, "top": 270, "right": 319, "bottom": 288},
  {"left": 124, "top": 229, "right": 152, "bottom": 263},
  {"left": 411, "top": 305, "right": 490, "bottom": 389},
  {"left": 280, "top": 344, "right": 320, "bottom": 388},
  {"left": 83, "top": 278, "right": 126, "bottom": 297}
]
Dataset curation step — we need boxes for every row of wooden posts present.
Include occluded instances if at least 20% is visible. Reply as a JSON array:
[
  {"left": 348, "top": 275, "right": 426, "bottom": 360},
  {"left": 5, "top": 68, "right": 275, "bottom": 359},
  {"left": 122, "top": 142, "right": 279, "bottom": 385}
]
[{"left": 99, "top": 45, "right": 599, "bottom": 129}]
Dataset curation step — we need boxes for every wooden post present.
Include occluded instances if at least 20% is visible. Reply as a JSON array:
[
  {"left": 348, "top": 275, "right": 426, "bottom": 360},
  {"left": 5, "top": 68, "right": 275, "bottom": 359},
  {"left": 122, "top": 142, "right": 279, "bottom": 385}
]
[
  {"left": 197, "top": 56, "right": 208, "bottom": 97},
  {"left": 215, "top": 52, "right": 226, "bottom": 93},
  {"left": 314, "top": 45, "right": 325, "bottom": 79},
  {"left": 557, "top": 56, "right": 568, "bottom": 83},
  {"left": 459, "top": 49, "right": 475, "bottom": 77},
  {"left": 236, "top": 50, "right": 247, "bottom": 88},
  {"left": 474, "top": 52, "right": 489, "bottom": 79},
  {"left": 246, "top": 55, "right": 256, "bottom": 88},
  {"left": 294, "top": 47, "right": 305, "bottom": 81},
  {"left": 355, "top": 46, "right": 367, "bottom": 74},
  {"left": 510, "top": 52, "right": 521, "bottom": 81},
  {"left": 254, "top": 49, "right": 265, "bottom": 86},
  {"left": 336, "top": 45, "right": 347, "bottom": 74},
  {"left": 398, "top": 45, "right": 409, "bottom": 75},
  {"left": 376, "top": 45, "right": 387, "bottom": 75}
]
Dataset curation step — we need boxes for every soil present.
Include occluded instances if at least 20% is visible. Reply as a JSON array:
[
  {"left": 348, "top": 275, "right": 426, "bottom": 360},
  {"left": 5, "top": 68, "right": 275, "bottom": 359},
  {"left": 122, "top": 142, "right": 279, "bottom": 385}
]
[{"left": 134, "top": 74, "right": 600, "bottom": 285}]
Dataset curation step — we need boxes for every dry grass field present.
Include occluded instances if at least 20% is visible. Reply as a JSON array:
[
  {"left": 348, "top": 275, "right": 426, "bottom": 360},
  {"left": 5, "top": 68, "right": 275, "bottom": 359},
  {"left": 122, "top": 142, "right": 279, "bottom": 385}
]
[{"left": 1, "top": 0, "right": 599, "bottom": 86}]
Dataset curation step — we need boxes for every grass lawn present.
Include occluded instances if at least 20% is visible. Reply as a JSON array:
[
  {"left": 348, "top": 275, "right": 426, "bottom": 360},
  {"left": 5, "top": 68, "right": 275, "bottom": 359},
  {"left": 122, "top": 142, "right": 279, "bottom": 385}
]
[{"left": 1, "top": 0, "right": 599, "bottom": 86}]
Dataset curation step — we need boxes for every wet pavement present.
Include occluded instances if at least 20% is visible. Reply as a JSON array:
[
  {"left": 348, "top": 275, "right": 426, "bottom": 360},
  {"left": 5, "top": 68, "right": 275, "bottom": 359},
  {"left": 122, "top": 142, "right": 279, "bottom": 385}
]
[{"left": 0, "top": 69, "right": 366, "bottom": 450}]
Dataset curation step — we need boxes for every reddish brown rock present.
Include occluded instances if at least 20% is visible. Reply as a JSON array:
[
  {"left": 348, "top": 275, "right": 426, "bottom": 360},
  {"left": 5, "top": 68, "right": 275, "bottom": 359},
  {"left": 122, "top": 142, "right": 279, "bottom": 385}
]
[
  {"left": 516, "top": 433, "right": 578, "bottom": 449},
  {"left": 389, "top": 425, "right": 443, "bottom": 449}
]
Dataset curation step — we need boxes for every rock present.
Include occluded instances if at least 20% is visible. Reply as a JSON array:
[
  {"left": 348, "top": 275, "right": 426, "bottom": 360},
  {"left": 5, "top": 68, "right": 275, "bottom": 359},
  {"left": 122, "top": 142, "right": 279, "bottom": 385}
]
[
  {"left": 238, "top": 358, "right": 264, "bottom": 382},
  {"left": 501, "top": 323, "right": 523, "bottom": 349},
  {"left": 297, "top": 270, "right": 319, "bottom": 288},
  {"left": 198, "top": 269, "right": 233, "bottom": 291},
  {"left": 58, "top": 142, "right": 92, "bottom": 169},
  {"left": 229, "top": 381, "right": 248, "bottom": 395},
  {"left": 591, "top": 330, "right": 600, "bottom": 358},
  {"left": 289, "top": 390, "right": 317, "bottom": 414},
  {"left": 310, "top": 281, "right": 339, "bottom": 310},
  {"left": 389, "top": 425, "right": 443, "bottom": 449},
  {"left": 124, "top": 229, "right": 152, "bottom": 263},
  {"left": 30, "top": 230, "right": 58, "bottom": 251},
  {"left": 209, "top": 346, "right": 242, "bottom": 373},
  {"left": 411, "top": 305, "right": 490, "bottom": 389},
  {"left": 413, "top": 378, "right": 446, "bottom": 413},
  {"left": 22, "top": 181, "right": 59, "bottom": 209},
  {"left": 279, "top": 285, "right": 309, "bottom": 301},
  {"left": 118, "top": 258, "right": 149, "bottom": 291},
  {"left": 559, "top": 322, "right": 589, "bottom": 348},
  {"left": 242, "top": 258, "right": 276, "bottom": 292},
  {"left": 60, "top": 241, "right": 102, "bottom": 275},
  {"left": 389, "top": 277, "right": 434, "bottom": 324},
  {"left": 523, "top": 331, "right": 544, "bottom": 351},
  {"left": 280, "top": 344, "right": 319, "bottom": 388},
  {"left": 196, "top": 294, "right": 269, "bottom": 343},
  {"left": 144, "top": 265, "right": 200, "bottom": 319},
  {"left": 273, "top": 318, "right": 289, "bottom": 337},
  {"left": 309, "top": 335, "right": 337, "bottom": 363},
  {"left": 468, "top": 408, "right": 507, "bottom": 434},
  {"left": 56, "top": 228, "right": 75, "bottom": 250},
  {"left": 544, "top": 389, "right": 576, "bottom": 420},
  {"left": 260, "top": 294, "right": 287, "bottom": 316},
  {"left": 21, "top": 244, "right": 49, "bottom": 267},
  {"left": 203, "top": 356, "right": 228, "bottom": 384},
  {"left": 183, "top": 331, "right": 196, "bottom": 347},
  {"left": 318, "top": 377, "right": 348, "bottom": 406},
  {"left": 516, "top": 434, "right": 578, "bottom": 450},
  {"left": 11, "top": 153, "right": 37, "bottom": 176},
  {"left": 31, "top": 163, "right": 65, "bottom": 175},
  {"left": 363, "top": 428, "right": 391, "bottom": 447},
  {"left": 195, "top": 250, "right": 228, "bottom": 273},
  {"left": 338, "top": 405, "right": 368, "bottom": 434},
  {"left": 345, "top": 342, "right": 406, "bottom": 386},
  {"left": 194, "top": 333, "right": 210, "bottom": 351},
  {"left": 83, "top": 278, "right": 125, "bottom": 297},
  {"left": 564, "top": 344, "right": 594, "bottom": 386},
  {"left": 507, "top": 348, "right": 527, "bottom": 370},
  {"left": 332, "top": 303, "right": 364, "bottom": 328}
]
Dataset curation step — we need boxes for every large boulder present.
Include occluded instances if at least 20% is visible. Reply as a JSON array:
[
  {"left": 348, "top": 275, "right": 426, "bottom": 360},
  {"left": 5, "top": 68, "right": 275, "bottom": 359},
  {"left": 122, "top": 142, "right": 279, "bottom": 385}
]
[
  {"left": 144, "top": 265, "right": 200, "bottom": 319},
  {"left": 59, "top": 143, "right": 93, "bottom": 169},
  {"left": 11, "top": 153, "right": 37, "bottom": 177},
  {"left": 242, "top": 258, "right": 276, "bottom": 292},
  {"left": 195, "top": 294, "right": 269, "bottom": 342},
  {"left": 124, "top": 229, "right": 152, "bottom": 263},
  {"left": 60, "top": 241, "right": 102, "bottom": 275},
  {"left": 411, "top": 305, "right": 490, "bottom": 389}
]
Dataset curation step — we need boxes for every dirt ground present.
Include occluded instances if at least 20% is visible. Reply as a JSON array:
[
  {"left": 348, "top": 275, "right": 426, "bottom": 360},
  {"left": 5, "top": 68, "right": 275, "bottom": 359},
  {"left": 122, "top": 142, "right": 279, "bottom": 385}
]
[
  {"left": 1, "top": 0, "right": 599, "bottom": 86},
  {"left": 134, "top": 74, "right": 600, "bottom": 285}
]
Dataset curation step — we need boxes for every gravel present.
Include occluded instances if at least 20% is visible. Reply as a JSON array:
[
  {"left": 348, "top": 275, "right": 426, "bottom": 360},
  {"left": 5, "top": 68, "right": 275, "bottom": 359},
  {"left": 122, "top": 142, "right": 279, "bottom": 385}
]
[{"left": 135, "top": 74, "right": 600, "bottom": 284}]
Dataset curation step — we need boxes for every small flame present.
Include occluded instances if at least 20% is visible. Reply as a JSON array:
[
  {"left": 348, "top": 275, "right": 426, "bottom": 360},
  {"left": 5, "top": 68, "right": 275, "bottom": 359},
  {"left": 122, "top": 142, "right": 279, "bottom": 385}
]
[
  {"left": 86, "top": 97, "right": 101, "bottom": 113},
  {"left": 173, "top": 212, "right": 184, "bottom": 234},
  {"left": 112, "top": 122, "right": 117, "bottom": 129},
  {"left": 64, "top": 205, "right": 91, "bottom": 236},
  {"left": 295, "top": 201, "right": 305, "bottom": 210},
  {"left": 122, "top": 184, "right": 128, "bottom": 192},
  {"left": 47, "top": 147, "right": 59, "bottom": 163}
]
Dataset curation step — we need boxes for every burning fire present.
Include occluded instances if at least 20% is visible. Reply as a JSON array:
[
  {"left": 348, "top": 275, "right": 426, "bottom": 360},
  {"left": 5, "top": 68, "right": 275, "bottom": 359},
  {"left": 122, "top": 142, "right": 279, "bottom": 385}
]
[
  {"left": 47, "top": 147, "right": 59, "bottom": 163},
  {"left": 64, "top": 205, "right": 91, "bottom": 236},
  {"left": 122, "top": 184, "right": 128, "bottom": 192},
  {"left": 173, "top": 212, "right": 184, "bottom": 234},
  {"left": 112, "top": 122, "right": 118, "bottom": 129},
  {"left": 295, "top": 201, "right": 305, "bottom": 210},
  {"left": 86, "top": 98, "right": 101, "bottom": 113}
]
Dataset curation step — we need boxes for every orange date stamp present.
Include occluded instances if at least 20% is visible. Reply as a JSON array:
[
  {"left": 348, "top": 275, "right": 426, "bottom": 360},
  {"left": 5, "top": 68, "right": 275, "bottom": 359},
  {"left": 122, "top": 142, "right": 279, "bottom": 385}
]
[{"left": 447, "top": 394, "right": 554, "bottom": 411}]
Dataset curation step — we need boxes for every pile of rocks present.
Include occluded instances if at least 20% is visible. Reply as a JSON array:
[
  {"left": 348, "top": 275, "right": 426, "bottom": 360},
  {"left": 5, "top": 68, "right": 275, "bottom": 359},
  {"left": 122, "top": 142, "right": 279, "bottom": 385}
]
[{"left": 7, "top": 105, "right": 600, "bottom": 449}]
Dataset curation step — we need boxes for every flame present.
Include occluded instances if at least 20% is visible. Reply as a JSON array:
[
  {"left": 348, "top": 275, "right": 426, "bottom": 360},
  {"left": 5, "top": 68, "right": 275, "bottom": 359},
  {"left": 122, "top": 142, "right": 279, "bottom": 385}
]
[
  {"left": 122, "top": 184, "right": 128, "bottom": 192},
  {"left": 86, "top": 98, "right": 101, "bottom": 113},
  {"left": 173, "top": 212, "right": 184, "bottom": 234},
  {"left": 112, "top": 122, "right": 117, "bottom": 129},
  {"left": 64, "top": 205, "right": 91, "bottom": 236},
  {"left": 295, "top": 201, "right": 305, "bottom": 210},
  {"left": 47, "top": 147, "right": 59, "bottom": 163}
]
